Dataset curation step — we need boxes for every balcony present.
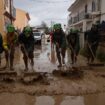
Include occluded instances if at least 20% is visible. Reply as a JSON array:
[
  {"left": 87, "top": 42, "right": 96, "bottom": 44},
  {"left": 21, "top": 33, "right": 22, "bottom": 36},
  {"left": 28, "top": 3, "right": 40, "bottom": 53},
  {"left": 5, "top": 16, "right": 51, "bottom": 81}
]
[
  {"left": 4, "top": 7, "right": 16, "bottom": 21},
  {"left": 68, "top": 18, "right": 72, "bottom": 25},
  {"left": 68, "top": 11, "right": 92, "bottom": 25},
  {"left": 91, "top": 11, "right": 101, "bottom": 16}
]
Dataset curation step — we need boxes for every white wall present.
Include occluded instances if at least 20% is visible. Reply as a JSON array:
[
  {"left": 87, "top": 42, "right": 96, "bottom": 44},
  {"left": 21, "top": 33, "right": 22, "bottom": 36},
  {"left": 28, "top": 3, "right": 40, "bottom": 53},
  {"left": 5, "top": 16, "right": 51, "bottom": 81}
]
[{"left": 101, "top": 0, "right": 105, "bottom": 21}]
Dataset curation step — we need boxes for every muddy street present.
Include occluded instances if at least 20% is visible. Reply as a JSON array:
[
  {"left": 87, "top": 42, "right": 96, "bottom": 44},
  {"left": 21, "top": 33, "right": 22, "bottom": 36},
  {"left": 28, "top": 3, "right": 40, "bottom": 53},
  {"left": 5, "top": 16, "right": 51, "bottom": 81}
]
[
  {"left": 0, "top": 41, "right": 105, "bottom": 105},
  {"left": 0, "top": 93, "right": 105, "bottom": 105}
]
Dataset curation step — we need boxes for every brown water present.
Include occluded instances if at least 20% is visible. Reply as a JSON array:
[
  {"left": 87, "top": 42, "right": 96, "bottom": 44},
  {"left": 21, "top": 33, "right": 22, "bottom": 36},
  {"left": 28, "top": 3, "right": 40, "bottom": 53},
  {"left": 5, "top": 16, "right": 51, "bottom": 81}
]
[{"left": 0, "top": 93, "right": 105, "bottom": 105}]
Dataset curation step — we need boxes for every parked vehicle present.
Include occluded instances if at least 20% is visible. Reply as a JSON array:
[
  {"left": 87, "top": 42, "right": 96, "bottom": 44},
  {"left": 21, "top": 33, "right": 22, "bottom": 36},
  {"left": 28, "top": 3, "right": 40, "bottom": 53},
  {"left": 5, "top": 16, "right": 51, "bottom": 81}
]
[{"left": 33, "top": 32, "right": 42, "bottom": 44}]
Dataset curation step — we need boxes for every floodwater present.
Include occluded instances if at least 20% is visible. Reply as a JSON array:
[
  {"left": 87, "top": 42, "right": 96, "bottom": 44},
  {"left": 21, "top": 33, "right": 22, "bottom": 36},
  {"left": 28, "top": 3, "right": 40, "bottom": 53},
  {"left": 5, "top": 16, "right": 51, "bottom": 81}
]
[{"left": 0, "top": 93, "right": 105, "bottom": 105}]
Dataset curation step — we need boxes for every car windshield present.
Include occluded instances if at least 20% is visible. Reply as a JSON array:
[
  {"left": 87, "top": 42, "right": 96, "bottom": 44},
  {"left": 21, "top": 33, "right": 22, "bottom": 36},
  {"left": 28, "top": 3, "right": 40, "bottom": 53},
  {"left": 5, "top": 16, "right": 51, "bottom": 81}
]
[{"left": 33, "top": 32, "right": 41, "bottom": 36}]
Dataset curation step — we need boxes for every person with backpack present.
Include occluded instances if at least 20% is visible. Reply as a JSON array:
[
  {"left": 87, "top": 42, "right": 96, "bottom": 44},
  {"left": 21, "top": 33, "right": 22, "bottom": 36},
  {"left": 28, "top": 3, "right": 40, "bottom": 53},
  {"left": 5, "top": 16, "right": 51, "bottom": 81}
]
[
  {"left": 67, "top": 29, "right": 80, "bottom": 65},
  {"left": 52, "top": 24, "right": 67, "bottom": 67},
  {"left": 18, "top": 26, "right": 35, "bottom": 71},
  {"left": 3, "top": 24, "right": 18, "bottom": 70}
]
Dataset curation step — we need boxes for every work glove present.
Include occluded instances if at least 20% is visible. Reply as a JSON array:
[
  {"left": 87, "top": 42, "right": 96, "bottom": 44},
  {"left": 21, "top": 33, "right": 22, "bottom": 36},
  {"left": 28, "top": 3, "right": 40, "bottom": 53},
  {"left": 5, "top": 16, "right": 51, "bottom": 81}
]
[{"left": 4, "top": 45, "right": 8, "bottom": 51}]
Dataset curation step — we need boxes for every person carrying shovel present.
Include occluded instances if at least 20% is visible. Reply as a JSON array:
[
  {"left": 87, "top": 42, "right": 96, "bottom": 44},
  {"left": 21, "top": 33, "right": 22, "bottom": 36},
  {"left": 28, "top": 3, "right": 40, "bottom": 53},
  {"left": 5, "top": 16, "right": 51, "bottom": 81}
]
[
  {"left": 18, "top": 26, "right": 35, "bottom": 71},
  {"left": 52, "top": 24, "right": 67, "bottom": 68},
  {"left": 67, "top": 29, "right": 80, "bottom": 65},
  {"left": 85, "top": 24, "right": 100, "bottom": 64},
  {"left": 3, "top": 24, "right": 18, "bottom": 70}
]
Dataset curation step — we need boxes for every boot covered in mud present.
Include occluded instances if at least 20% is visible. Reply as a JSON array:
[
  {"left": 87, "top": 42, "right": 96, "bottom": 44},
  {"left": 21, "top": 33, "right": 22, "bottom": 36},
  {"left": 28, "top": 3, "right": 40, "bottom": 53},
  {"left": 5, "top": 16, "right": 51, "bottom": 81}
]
[{"left": 23, "top": 55, "right": 29, "bottom": 71}]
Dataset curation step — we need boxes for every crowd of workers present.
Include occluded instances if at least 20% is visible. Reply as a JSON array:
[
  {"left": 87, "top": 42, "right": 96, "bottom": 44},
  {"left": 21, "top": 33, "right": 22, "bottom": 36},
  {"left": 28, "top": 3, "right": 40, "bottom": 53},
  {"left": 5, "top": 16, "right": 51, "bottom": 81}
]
[
  {"left": 0, "top": 21, "right": 102, "bottom": 70},
  {"left": 0, "top": 25, "right": 35, "bottom": 71},
  {"left": 51, "top": 23, "right": 100, "bottom": 67}
]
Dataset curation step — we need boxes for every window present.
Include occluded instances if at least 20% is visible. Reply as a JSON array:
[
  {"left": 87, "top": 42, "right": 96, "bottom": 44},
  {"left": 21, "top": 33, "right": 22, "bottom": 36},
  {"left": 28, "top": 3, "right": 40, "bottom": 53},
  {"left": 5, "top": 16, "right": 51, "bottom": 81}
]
[
  {"left": 4, "top": 0, "right": 8, "bottom": 8},
  {"left": 85, "top": 4, "right": 88, "bottom": 13},
  {"left": 92, "top": 1, "right": 96, "bottom": 12},
  {"left": 97, "top": 0, "right": 101, "bottom": 11}
]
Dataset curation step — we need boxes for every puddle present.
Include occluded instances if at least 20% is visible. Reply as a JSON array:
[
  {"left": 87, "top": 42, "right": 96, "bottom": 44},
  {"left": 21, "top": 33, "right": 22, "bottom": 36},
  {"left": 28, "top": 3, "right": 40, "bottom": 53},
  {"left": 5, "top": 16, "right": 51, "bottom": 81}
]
[
  {"left": 0, "top": 93, "right": 105, "bottom": 105},
  {"left": 33, "top": 43, "right": 57, "bottom": 73},
  {"left": 35, "top": 96, "right": 54, "bottom": 105}
]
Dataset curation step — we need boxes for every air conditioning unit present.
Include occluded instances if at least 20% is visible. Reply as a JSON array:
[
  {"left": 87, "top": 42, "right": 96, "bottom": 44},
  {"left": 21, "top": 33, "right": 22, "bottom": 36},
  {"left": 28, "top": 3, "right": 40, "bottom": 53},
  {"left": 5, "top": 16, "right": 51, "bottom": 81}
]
[{"left": 84, "top": 13, "right": 91, "bottom": 19}]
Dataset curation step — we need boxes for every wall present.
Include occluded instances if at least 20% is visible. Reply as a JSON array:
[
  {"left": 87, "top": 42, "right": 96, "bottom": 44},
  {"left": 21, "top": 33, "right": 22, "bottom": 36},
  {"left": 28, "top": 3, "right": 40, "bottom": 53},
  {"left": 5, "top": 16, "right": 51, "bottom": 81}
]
[
  {"left": 14, "top": 8, "right": 29, "bottom": 31},
  {"left": 101, "top": 0, "right": 105, "bottom": 21},
  {"left": 0, "top": 0, "right": 4, "bottom": 35}
]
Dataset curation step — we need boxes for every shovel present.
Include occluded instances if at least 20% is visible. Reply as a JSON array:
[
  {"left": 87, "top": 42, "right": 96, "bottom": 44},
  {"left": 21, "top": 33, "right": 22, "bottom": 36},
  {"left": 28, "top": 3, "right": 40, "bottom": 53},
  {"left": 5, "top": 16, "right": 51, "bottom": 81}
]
[
  {"left": 87, "top": 42, "right": 104, "bottom": 66},
  {"left": 51, "top": 44, "right": 56, "bottom": 64}
]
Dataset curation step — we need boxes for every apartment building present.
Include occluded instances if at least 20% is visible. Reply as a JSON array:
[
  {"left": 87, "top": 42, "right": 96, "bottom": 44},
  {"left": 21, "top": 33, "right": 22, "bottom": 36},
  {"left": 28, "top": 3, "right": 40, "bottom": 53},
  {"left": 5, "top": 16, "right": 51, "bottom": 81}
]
[
  {"left": 0, "top": 0, "right": 16, "bottom": 35},
  {"left": 68, "top": 0, "right": 102, "bottom": 32},
  {"left": 14, "top": 8, "right": 30, "bottom": 32},
  {"left": 67, "top": 0, "right": 103, "bottom": 47}
]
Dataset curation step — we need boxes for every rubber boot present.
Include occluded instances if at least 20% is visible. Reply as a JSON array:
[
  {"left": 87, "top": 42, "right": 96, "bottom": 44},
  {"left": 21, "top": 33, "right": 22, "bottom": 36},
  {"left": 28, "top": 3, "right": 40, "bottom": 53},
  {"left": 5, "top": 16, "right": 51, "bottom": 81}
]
[
  {"left": 10, "top": 51, "right": 14, "bottom": 70},
  {"left": 4, "top": 50, "right": 9, "bottom": 69},
  {"left": 23, "top": 56, "right": 28, "bottom": 71},
  {"left": 30, "top": 58, "right": 34, "bottom": 70},
  {"left": 71, "top": 53, "right": 74, "bottom": 64},
  {"left": 57, "top": 55, "right": 62, "bottom": 68}
]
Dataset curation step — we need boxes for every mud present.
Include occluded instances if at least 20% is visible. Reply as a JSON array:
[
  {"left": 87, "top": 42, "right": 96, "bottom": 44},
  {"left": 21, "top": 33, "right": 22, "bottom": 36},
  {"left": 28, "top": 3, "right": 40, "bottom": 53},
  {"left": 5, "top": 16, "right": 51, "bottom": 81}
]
[
  {"left": 52, "top": 69, "right": 84, "bottom": 79},
  {"left": 0, "top": 69, "right": 105, "bottom": 96},
  {"left": 0, "top": 42, "right": 105, "bottom": 105},
  {"left": 0, "top": 93, "right": 105, "bottom": 105}
]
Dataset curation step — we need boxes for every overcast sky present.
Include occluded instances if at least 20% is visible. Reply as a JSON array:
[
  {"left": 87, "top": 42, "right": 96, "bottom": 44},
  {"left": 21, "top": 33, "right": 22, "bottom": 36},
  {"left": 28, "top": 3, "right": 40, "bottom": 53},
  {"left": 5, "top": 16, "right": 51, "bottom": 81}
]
[{"left": 14, "top": 0, "right": 75, "bottom": 27}]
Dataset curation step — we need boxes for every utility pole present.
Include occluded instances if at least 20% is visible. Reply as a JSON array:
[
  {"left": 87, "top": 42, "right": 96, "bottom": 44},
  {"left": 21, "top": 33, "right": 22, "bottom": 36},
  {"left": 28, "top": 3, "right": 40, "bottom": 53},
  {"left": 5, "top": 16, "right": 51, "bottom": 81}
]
[
  {"left": 10, "top": 0, "right": 12, "bottom": 24},
  {"left": 51, "top": 21, "right": 53, "bottom": 31},
  {"left": 51, "top": 21, "right": 55, "bottom": 31}
]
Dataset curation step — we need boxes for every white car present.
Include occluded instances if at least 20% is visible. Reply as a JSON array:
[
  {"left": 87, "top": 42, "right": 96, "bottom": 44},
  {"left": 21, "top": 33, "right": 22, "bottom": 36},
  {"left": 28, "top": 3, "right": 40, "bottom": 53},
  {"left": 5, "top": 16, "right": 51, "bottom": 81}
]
[{"left": 33, "top": 32, "right": 42, "bottom": 44}]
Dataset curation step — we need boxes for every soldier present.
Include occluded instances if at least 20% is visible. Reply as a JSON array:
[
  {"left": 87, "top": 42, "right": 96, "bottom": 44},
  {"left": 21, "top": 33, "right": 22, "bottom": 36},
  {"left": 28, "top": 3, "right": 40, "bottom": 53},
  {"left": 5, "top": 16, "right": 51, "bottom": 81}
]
[
  {"left": 18, "top": 26, "right": 35, "bottom": 71},
  {"left": 67, "top": 29, "right": 80, "bottom": 65},
  {"left": 52, "top": 24, "right": 67, "bottom": 67},
  {"left": 3, "top": 24, "right": 18, "bottom": 70}
]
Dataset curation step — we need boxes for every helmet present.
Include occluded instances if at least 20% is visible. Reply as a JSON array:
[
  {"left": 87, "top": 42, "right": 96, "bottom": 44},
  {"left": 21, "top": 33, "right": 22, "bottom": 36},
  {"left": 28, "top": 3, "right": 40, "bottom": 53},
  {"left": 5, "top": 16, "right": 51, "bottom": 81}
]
[
  {"left": 7, "top": 24, "right": 15, "bottom": 33},
  {"left": 24, "top": 26, "right": 32, "bottom": 32},
  {"left": 53, "top": 24, "right": 61, "bottom": 30},
  {"left": 24, "top": 26, "right": 32, "bottom": 37}
]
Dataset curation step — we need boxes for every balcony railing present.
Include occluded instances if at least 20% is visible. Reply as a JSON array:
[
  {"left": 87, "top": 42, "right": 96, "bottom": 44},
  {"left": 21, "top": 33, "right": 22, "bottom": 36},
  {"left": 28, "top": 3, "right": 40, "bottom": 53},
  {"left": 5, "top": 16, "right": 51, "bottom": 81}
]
[
  {"left": 69, "top": 10, "right": 92, "bottom": 25},
  {"left": 12, "top": 7, "right": 16, "bottom": 18}
]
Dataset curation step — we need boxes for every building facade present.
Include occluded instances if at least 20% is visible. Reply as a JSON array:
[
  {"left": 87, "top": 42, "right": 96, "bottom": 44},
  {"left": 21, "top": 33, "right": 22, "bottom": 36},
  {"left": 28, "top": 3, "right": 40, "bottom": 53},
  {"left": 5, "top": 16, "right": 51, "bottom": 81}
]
[
  {"left": 67, "top": 0, "right": 104, "bottom": 47},
  {"left": 14, "top": 8, "right": 30, "bottom": 32},
  {"left": 68, "top": 0, "right": 102, "bottom": 32},
  {"left": 0, "top": 0, "right": 16, "bottom": 35}
]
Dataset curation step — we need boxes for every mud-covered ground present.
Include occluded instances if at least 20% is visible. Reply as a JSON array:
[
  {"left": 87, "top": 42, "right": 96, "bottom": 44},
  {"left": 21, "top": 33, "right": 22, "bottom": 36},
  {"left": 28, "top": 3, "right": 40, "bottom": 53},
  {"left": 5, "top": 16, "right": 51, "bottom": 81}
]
[{"left": 0, "top": 40, "right": 105, "bottom": 105}]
